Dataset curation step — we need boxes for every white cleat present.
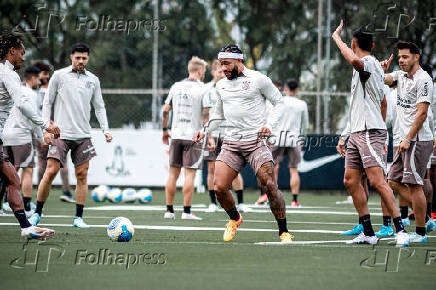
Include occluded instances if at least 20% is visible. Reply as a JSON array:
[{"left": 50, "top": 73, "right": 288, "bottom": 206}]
[
  {"left": 409, "top": 232, "right": 428, "bottom": 243},
  {"left": 0, "top": 209, "right": 5, "bottom": 216},
  {"left": 395, "top": 230, "right": 410, "bottom": 247},
  {"left": 21, "top": 226, "right": 55, "bottom": 240},
  {"left": 2, "top": 202, "right": 12, "bottom": 212},
  {"left": 237, "top": 203, "right": 252, "bottom": 212},
  {"left": 346, "top": 233, "right": 378, "bottom": 245},
  {"left": 181, "top": 212, "right": 202, "bottom": 220},
  {"left": 164, "top": 211, "right": 175, "bottom": 219},
  {"left": 73, "top": 217, "right": 90, "bottom": 228},
  {"left": 205, "top": 203, "right": 218, "bottom": 212}
]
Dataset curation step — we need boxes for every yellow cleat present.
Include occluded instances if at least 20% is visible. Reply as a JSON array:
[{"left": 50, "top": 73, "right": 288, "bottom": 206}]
[
  {"left": 223, "top": 214, "right": 243, "bottom": 242},
  {"left": 279, "top": 232, "right": 294, "bottom": 243}
]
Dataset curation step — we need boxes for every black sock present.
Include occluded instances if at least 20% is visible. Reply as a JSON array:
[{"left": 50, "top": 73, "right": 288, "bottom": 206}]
[
  {"left": 292, "top": 194, "right": 298, "bottom": 202},
  {"left": 260, "top": 187, "right": 265, "bottom": 196},
  {"left": 277, "top": 218, "right": 288, "bottom": 235},
  {"left": 209, "top": 190, "right": 217, "bottom": 204},
  {"left": 433, "top": 191, "right": 436, "bottom": 213},
  {"left": 236, "top": 190, "right": 243, "bottom": 204},
  {"left": 226, "top": 207, "right": 240, "bottom": 221},
  {"left": 22, "top": 197, "right": 31, "bottom": 211},
  {"left": 63, "top": 191, "right": 71, "bottom": 196},
  {"left": 166, "top": 205, "right": 174, "bottom": 213},
  {"left": 416, "top": 226, "right": 426, "bottom": 236},
  {"left": 393, "top": 217, "right": 406, "bottom": 233},
  {"left": 35, "top": 201, "right": 44, "bottom": 215},
  {"left": 76, "top": 204, "right": 84, "bottom": 218},
  {"left": 427, "top": 203, "right": 432, "bottom": 220},
  {"left": 183, "top": 206, "right": 191, "bottom": 214},
  {"left": 14, "top": 210, "right": 31, "bottom": 228},
  {"left": 383, "top": 216, "right": 391, "bottom": 226},
  {"left": 359, "top": 215, "right": 375, "bottom": 236},
  {"left": 400, "top": 206, "right": 409, "bottom": 219}
]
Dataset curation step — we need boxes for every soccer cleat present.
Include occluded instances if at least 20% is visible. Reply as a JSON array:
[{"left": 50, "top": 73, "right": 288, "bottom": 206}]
[
  {"left": 340, "top": 224, "right": 363, "bottom": 236},
  {"left": 279, "top": 232, "right": 294, "bottom": 243},
  {"left": 205, "top": 203, "right": 218, "bottom": 212},
  {"left": 408, "top": 232, "right": 428, "bottom": 243},
  {"left": 254, "top": 194, "right": 268, "bottom": 205},
  {"left": 426, "top": 220, "right": 436, "bottom": 233},
  {"left": 223, "top": 214, "right": 243, "bottom": 242},
  {"left": 0, "top": 209, "right": 5, "bottom": 216},
  {"left": 237, "top": 203, "right": 252, "bottom": 212},
  {"left": 401, "top": 217, "right": 410, "bottom": 226},
  {"left": 164, "top": 211, "right": 175, "bottom": 219},
  {"left": 73, "top": 217, "right": 90, "bottom": 228},
  {"left": 28, "top": 213, "right": 41, "bottom": 226},
  {"left": 290, "top": 201, "right": 302, "bottom": 208},
  {"left": 395, "top": 230, "right": 410, "bottom": 247},
  {"left": 21, "top": 226, "right": 55, "bottom": 240},
  {"left": 60, "top": 192, "right": 76, "bottom": 203},
  {"left": 431, "top": 213, "right": 436, "bottom": 220},
  {"left": 375, "top": 225, "right": 394, "bottom": 237},
  {"left": 2, "top": 202, "right": 12, "bottom": 212},
  {"left": 346, "top": 233, "right": 378, "bottom": 245},
  {"left": 181, "top": 212, "right": 202, "bottom": 220},
  {"left": 408, "top": 211, "right": 415, "bottom": 220}
]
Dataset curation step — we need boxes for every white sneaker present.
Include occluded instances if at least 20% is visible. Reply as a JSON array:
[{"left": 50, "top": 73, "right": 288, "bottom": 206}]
[
  {"left": 409, "top": 232, "right": 428, "bottom": 243},
  {"left": 0, "top": 209, "right": 5, "bottom": 216},
  {"left": 402, "top": 217, "right": 410, "bottom": 226},
  {"left": 164, "top": 211, "right": 175, "bottom": 219},
  {"left": 181, "top": 212, "right": 202, "bottom": 220},
  {"left": 237, "top": 203, "right": 252, "bottom": 212},
  {"left": 205, "top": 203, "right": 218, "bottom": 212},
  {"left": 395, "top": 230, "right": 410, "bottom": 247},
  {"left": 346, "top": 233, "right": 378, "bottom": 245},
  {"left": 21, "top": 226, "right": 55, "bottom": 240},
  {"left": 73, "top": 217, "right": 90, "bottom": 228}
]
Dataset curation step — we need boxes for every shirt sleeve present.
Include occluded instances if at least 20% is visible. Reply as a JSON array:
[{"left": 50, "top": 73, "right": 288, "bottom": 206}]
[
  {"left": 165, "top": 84, "right": 175, "bottom": 106},
  {"left": 416, "top": 78, "right": 433, "bottom": 105},
  {"left": 363, "top": 56, "right": 375, "bottom": 73},
  {"left": 259, "top": 75, "right": 284, "bottom": 131},
  {"left": 91, "top": 76, "right": 110, "bottom": 133},
  {"left": 301, "top": 102, "right": 309, "bottom": 137},
  {"left": 201, "top": 86, "right": 212, "bottom": 108},
  {"left": 204, "top": 88, "right": 224, "bottom": 134},
  {"left": 42, "top": 72, "right": 59, "bottom": 125},
  {"left": 340, "top": 117, "right": 351, "bottom": 140},
  {"left": 390, "top": 70, "right": 400, "bottom": 82}
]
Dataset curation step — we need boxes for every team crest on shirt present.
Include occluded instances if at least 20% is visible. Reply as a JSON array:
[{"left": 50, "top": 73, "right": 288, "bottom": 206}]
[
  {"left": 242, "top": 81, "right": 250, "bottom": 90},
  {"left": 85, "top": 81, "right": 93, "bottom": 89}
]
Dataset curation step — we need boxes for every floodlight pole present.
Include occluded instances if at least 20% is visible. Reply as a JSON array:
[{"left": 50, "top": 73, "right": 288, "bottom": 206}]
[
  {"left": 152, "top": 0, "right": 159, "bottom": 128},
  {"left": 316, "top": 0, "right": 324, "bottom": 134},
  {"left": 323, "top": 0, "right": 331, "bottom": 133}
]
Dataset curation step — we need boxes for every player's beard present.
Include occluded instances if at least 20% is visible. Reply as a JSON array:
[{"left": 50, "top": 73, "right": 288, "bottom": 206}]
[
  {"left": 40, "top": 78, "right": 48, "bottom": 86},
  {"left": 226, "top": 66, "right": 239, "bottom": 80}
]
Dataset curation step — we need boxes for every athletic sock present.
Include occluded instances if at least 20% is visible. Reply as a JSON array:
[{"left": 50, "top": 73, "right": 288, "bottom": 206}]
[
  {"left": 208, "top": 190, "right": 217, "bottom": 204},
  {"left": 22, "top": 197, "right": 31, "bottom": 211},
  {"left": 76, "top": 204, "right": 84, "bottom": 218},
  {"left": 226, "top": 207, "right": 240, "bottom": 221},
  {"left": 14, "top": 210, "right": 31, "bottom": 228},
  {"left": 277, "top": 218, "right": 288, "bottom": 235},
  {"left": 183, "top": 206, "right": 191, "bottom": 214},
  {"left": 166, "top": 205, "right": 174, "bottom": 213},
  {"left": 393, "top": 216, "right": 406, "bottom": 233},
  {"left": 62, "top": 191, "right": 72, "bottom": 197},
  {"left": 359, "top": 215, "right": 375, "bottom": 236},
  {"left": 416, "top": 226, "right": 426, "bottom": 236},
  {"left": 383, "top": 216, "right": 391, "bottom": 226},
  {"left": 35, "top": 201, "right": 44, "bottom": 216},
  {"left": 292, "top": 194, "right": 298, "bottom": 203},
  {"left": 427, "top": 203, "right": 432, "bottom": 221},
  {"left": 236, "top": 190, "right": 243, "bottom": 204},
  {"left": 260, "top": 187, "right": 265, "bottom": 196},
  {"left": 400, "top": 206, "right": 409, "bottom": 219}
]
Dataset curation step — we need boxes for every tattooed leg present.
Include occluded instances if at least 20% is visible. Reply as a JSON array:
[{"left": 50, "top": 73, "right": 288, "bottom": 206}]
[{"left": 257, "top": 162, "right": 286, "bottom": 220}]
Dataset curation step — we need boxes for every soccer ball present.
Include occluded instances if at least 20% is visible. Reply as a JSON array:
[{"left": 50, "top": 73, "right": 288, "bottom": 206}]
[
  {"left": 107, "top": 188, "right": 123, "bottom": 203},
  {"left": 91, "top": 185, "right": 110, "bottom": 202},
  {"left": 107, "top": 217, "right": 134, "bottom": 242},
  {"left": 137, "top": 188, "right": 152, "bottom": 203},
  {"left": 122, "top": 188, "right": 137, "bottom": 203}
]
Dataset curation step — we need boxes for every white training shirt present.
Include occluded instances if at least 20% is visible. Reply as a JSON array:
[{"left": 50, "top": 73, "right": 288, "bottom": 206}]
[
  {"left": 206, "top": 67, "right": 284, "bottom": 142},
  {"left": 165, "top": 79, "right": 211, "bottom": 141},
  {"left": 204, "top": 80, "right": 228, "bottom": 138},
  {"left": 3, "top": 83, "right": 43, "bottom": 146},
  {"left": 389, "top": 68, "right": 434, "bottom": 141},
  {"left": 344, "top": 55, "right": 387, "bottom": 137},
  {"left": 271, "top": 95, "right": 308, "bottom": 147},
  {"left": 0, "top": 60, "right": 47, "bottom": 141},
  {"left": 385, "top": 87, "right": 401, "bottom": 147},
  {"left": 43, "top": 66, "right": 109, "bottom": 140}
]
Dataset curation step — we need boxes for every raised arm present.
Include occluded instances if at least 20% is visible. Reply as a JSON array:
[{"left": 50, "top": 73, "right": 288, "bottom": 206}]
[{"left": 332, "top": 20, "right": 364, "bottom": 71}]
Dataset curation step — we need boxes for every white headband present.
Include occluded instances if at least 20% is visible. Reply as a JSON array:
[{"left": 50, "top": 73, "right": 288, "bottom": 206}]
[{"left": 218, "top": 52, "right": 244, "bottom": 60}]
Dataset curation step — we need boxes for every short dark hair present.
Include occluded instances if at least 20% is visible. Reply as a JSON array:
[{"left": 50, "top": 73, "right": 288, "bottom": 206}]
[
  {"left": 287, "top": 79, "right": 299, "bottom": 91},
  {"left": 0, "top": 31, "right": 24, "bottom": 59},
  {"left": 396, "top": 41, "right": 420, "bottom": 54},
  {"left": 352, "top": 27, "right": 373, "bottom": 52},
  {"left": 32, "top": 60, "right": 52, "bottom": 72},
  {"left": 220, "top": 44, "right": 243, "bottom": 54},
  {"left": 24, "top": 65, "right": 41, "bottom": 80},
  {"left": 71, "top": 43, "right": 90, "bottom": 54},
  {"left": 422, "top": 64, "right": 433, "bottom": 78}
]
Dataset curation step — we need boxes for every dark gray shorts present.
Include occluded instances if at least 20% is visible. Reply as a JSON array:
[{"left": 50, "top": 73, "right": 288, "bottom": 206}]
[
  {"left": 5, "top": 143, "right": 35, "bottom": 168},
  {"left": 47, "top": 138, "right": 96, "bottom": 167},
  {"left": 169, "top": 139, "right": 203, "bottom": 169},
  {"left": 272, "top": 146, "right": 301, "bottom": 168},
  {"left": 0, "top": 140, "right": 10, "bottom": 167},
  {"left": 216, "top": 138, "right": 273, "bottom": 174}
]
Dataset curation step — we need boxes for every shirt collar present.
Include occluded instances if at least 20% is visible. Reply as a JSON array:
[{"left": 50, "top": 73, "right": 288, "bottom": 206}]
[
  {"left": 69, "top": 65, "right": 88, "bottom": 75},
  {"left": 404, "top": 68, "right": 423, "bottom": 80}
]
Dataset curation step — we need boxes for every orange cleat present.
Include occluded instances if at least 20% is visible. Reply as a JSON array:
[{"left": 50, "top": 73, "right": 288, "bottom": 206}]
[{"left": 223, "top": 214, "right": 243, "bottom": 242}]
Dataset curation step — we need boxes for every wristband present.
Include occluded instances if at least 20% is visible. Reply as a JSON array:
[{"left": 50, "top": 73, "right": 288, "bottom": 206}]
[
  {"left": 162, "top": 128, "right": 168, "bottom": 132},
  {"left": 404, "top": 138, "right": 411, "bottom": 144}
]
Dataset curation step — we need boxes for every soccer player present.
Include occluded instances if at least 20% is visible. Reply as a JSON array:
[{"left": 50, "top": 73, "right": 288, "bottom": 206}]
[
  {"left": 382, "top": 41, "right": 434, "bottom": 243},
  {"left": 271, "top": 79, "right": 308, "bottom": 207},
  {"left": 162, "top": 56, "right": 211, "bottom": 220},
  {"left": 0, "top": 32, "right": 59, "bottom": 239},
  {"left": 33, "top": 60, "right": 74, "bottom": 203},
  {"left": 193, "top": 44, "right": 293, "bottom": 242},
  {"left": 28, "top": 43, "right": 112, "bottom": 228},
  {"left": 332, "top": 21, "right": 408, "bottom": 246},
  {"left": 3, "top": 65, "right": 42, "bottom": 216},
  {"left": 204, "top": 59, "right": 247, "bottom": 213}
]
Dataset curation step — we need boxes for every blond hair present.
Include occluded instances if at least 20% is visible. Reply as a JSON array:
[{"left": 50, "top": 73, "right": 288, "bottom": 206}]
[
  {"left": 188, "top": 56, "right": 207, "bottom": 73},
  {"left": 211, "top": 59, "right": 221, "bottom": 71}
]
